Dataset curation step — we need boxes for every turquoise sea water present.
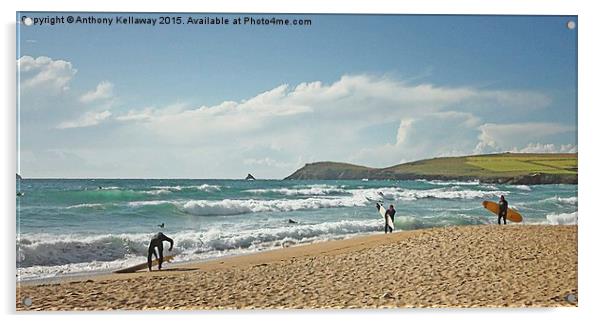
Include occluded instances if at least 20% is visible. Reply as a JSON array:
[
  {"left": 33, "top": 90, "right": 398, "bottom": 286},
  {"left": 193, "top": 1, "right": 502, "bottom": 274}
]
[{"left": 16, "top": 179, "right": 577, "bottom": 280}]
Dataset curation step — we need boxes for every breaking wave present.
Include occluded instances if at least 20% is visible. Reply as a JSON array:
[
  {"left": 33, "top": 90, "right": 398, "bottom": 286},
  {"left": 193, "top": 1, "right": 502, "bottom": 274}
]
[
  {"left": 178, "top": 197, "right": 367, "bottom": 216},
  {"left": 151, "top": 184, "right": 221, "bottom": 192},
  {"left": 246, "top": 185, "right": 348, "bottom": 196},
  {"left": 65, "top": 203, "right": 105, "bottom": 209},
  {"left": 546, "top": 212, "right": 578, "bottom": 225},
  {"left": 544, "top": 196, "right": 578, "bottom": 205},
  {"left": 356, "top": 187, "right": 509, "bottom": 202},
  {"left": 422, "top": 180, "right": 481, "bottom": 186},
  {"left": 16, "top": 219, "right": 383, "bottom": 279}
]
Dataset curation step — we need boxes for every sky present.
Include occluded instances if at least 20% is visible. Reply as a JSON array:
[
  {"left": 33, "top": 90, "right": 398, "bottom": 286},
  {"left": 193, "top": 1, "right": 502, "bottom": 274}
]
[{"left": 17, "top": 13, "right": 578, "bottom": 179}]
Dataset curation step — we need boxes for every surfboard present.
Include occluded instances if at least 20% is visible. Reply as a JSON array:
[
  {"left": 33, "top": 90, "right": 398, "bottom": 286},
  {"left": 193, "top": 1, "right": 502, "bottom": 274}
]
[
  {"left": 113, "top": 255, "right": 175, "bottom": 273},
  {"left": 365, "top": 196, "right": 384, "bottom": 203},
  {"left": 482, "top": 201, "right": 523, "bottom": 223},
  {"left": 377, "top": 203, "right": 395, "bottom": 229}
]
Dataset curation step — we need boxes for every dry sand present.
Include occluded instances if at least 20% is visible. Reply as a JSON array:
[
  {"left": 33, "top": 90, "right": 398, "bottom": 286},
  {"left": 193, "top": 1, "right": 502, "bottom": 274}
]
[{"left": 16, "top": 225, "right": 577, "bottom": 310}]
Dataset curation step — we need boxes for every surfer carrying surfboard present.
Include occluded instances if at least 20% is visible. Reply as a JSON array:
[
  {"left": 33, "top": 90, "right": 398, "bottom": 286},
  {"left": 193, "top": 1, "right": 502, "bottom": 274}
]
[
  {"left": 385, "top": 205, "right": 396, "bottom": 233},
  {"left": 147, "top": 232, "right": 174, "bottom": 271},
  {"left": 498, "top": 195, "right": 508, "bottom": 225}
]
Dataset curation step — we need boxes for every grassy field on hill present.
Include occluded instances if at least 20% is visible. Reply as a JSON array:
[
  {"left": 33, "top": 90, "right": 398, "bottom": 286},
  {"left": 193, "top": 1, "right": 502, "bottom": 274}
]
[
  {"left": 385, "top": 153, "right": 577, "bottom": 177},
  {"left": 285, "top": 153, "right": 577, "bottom": 184}
]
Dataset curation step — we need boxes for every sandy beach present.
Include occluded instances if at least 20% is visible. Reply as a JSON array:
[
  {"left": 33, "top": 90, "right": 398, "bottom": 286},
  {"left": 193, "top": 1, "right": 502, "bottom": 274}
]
[{"left": 16, "top": 225, "right": 577, "bottom": 310}]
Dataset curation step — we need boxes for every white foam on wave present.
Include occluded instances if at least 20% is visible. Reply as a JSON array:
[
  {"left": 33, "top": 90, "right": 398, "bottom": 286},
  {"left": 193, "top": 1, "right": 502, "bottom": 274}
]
[
  {"left": 17, "top": 232, "right": 152, "bottom": 268},
  {"left": 356, "top": 187, "right": 509, "bottom": 202},
  {"left": 16, "top": 219, "right": 383, "bottom": 280},
  {"left": 194, "top": 184, "right": 222, "bottom": 191},
  {"left": 145, "top": 189, "right": 172, "bottom": 195},
  {"left": 65, "top": 203, "right": 105, "bottom": 209},
  {"left": 127, "top": 200, "right": 172, "bottom": 207},
  {"left": 424, "top": 180, "right": 480, "bottom": 186},
  {"left": 179, "top": 196, "right": 367, "bottom": 216},
  {"left": 545, "top": 196, "right": 578, "bottom": 205},
  {"left": 195, "top": 219, "right": 382, "bottom": 252},
  {"left": 246, "top": 185, "right": 348, "bottom": 196},
  {"left": 151, "top": 184, "right": 221, "bottom": 192},
  {"left": 126, "top": 185, "right": 511, "bottom": 216},
  {"left": 514, "top": 185, "right": 532, "bottom": 191},
  {"left": 546, "top": 212, "right": 578, "bottom": 225}
]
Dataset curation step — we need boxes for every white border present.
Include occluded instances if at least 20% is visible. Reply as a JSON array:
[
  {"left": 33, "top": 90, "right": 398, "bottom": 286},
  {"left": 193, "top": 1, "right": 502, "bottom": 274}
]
[{"left": 3, "top": 0, "right": 600, "bottom": 322}]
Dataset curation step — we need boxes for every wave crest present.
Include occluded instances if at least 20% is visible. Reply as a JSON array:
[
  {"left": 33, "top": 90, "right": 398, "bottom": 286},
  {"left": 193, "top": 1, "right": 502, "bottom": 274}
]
[
  {"left": 546, "top": 212, "right": 578, "bottom": 225},
  {"left": 179, "top": 197, "right": 367, "bottom": 216}
]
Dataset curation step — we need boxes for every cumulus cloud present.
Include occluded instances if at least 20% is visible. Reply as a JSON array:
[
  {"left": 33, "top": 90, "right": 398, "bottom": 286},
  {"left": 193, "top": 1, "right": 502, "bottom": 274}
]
[
  {"left": 18, "top": 56, "right": 77, "bottom": 92},
  {"left": 18, "top": 61, "right": 576, "bottom": 177},
  {"left": 117, "top": 75, "right": 547, "bottom": 144},
  {"left": 511, "top": 143, "right": 578, "bottom": 154},
  {"left": 79, "top": 81, "right": 114, "bottom": 103},
  {"left": 103, "top": 74, "right": 574, "bottom": 174},
  {"left": 351, "top": 111, "right": 483, "bottom": 166},
  {"left": 474, "top": 122, "right": 575, "bottom": 154},
  {"left": 57, "top": 110, "right": 112, "bottom": 129}
]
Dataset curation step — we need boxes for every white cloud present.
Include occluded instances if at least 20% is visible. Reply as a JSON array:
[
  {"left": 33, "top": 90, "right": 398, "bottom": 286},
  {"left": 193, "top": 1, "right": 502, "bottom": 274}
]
[
  {"left": 118, "top": 75, "right": 547, "bottom": 145},
  {"left": 79, "top": 81, "right": 114, "bottom": 103},
  {"left": 243, "top": 157, "right": 295, "bottom": 169},
  {"left": 57, "top": 110, "right": 112, "bottom": 129},
  {"left": 395, "top": 119, "right": 414, "bottom": 145},
  {"left": 19, "top": 65, "right": 576, "bottom": 177},
  {"left": 351, "top": 111, "right": 483, "bottom": 166},
  {"left": 511, "top": 143, "right": 577, "bottom": 154},
  {"left": 18, "top": 56, "right": 76, "bottom": 92},
  {"left": 105, "top": 74, "right": 572, "bottom": 173},
  {"left": 475, "top": 122, "right": 575, "bottom": 153}
]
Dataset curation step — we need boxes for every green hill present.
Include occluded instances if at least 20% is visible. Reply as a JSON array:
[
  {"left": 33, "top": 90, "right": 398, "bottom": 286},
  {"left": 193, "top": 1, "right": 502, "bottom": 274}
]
[{"left": 284, "top": 153, "right": 577, "bottom": 184}]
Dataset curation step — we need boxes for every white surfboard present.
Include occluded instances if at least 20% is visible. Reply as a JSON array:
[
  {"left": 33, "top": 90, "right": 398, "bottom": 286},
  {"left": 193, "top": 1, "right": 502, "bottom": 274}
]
[{"left": 377, "top": 203, "right": 394, "bottom": 230}]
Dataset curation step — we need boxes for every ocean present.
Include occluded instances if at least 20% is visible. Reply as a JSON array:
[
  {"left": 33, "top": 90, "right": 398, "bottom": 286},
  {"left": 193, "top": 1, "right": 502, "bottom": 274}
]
[{"left": 16, "top": 179, "right": 578, "bottom": 281}]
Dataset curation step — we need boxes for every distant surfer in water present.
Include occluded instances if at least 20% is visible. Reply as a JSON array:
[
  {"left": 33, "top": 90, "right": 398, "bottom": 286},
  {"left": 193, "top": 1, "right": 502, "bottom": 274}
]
[
  {"left": 498, "top": 195, "right": 508, "bottom": 225},
  {"left": 148, "top": 232, "right": 174, "bottom": 271},
  {"left": 385, "top": 205, "right": 396, "bottom": 233}
]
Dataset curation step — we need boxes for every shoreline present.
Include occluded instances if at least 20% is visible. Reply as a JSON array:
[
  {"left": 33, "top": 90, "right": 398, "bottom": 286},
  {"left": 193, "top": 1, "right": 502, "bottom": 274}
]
[
  {"left": 16, "top": 231, "right": 385, "bottom": 287},
  {"left": 17, "top": 230, "right": 398, "bottom": 287},
  {"left": 17, "top": 224, "right": 578, "bottom": 310}
]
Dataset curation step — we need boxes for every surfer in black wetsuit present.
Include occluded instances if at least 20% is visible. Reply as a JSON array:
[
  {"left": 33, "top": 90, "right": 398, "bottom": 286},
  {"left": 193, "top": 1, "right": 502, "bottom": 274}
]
[
  {"left": 498, "top": 195, "right": 508, "bottom": 225},
  {"left": 147, "top": 232, "right": 174, "bottom": 271},
  {"left": 385, "top": 205, "right": 396, "bottom": 233}
]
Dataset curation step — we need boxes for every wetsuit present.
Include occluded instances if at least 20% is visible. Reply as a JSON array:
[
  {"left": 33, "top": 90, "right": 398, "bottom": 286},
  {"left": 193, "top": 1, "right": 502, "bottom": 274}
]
[
  {"left": 498, "top": 199, "right": 508, "bottom": 225},
  {"left": 147, "top": 232, "right": 174, "bottom": 271},
  {"left": 385, "top": 208, "right": 396, "bottom": 233}
]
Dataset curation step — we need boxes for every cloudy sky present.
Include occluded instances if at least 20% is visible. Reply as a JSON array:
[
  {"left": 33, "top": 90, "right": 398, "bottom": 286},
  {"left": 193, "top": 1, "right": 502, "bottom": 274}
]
[{"left": 17, "top": 14, "right": 577, "bottom": 178}]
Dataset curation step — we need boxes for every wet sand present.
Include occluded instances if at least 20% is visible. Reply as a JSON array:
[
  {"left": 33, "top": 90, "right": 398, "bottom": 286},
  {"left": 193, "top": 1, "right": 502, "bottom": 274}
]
[{"left": 16, "top": 225, "right": 577, "bottom": 310}]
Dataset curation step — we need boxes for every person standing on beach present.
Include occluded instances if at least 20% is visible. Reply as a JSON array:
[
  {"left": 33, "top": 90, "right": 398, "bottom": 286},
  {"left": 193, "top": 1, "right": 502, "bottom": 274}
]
[
  {"left": 385, "top": 204, "right": 396, "bottom": 233},
  {"left": 498, "top": 195, "right": 508, "bottom": 225},
  {"left": 148, "top": 232, "right": 174, "bottom": 271}
]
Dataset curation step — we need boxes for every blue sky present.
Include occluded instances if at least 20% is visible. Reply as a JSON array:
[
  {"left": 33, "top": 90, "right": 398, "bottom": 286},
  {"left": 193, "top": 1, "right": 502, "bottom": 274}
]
[{"left": 17, "top": 13, "right": 577, "bottom": 178}]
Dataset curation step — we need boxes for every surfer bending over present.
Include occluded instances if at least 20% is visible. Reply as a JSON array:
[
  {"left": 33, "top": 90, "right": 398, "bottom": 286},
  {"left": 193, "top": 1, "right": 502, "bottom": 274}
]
[
  {"left": 498, "top": 195, "right": 508, "bottom": 225},
  {"left": 385, "top": 204, "right": 396, "bottom": 233},
  {"left": 147, "top": 232, "right": 174, "bottom": 271}
]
